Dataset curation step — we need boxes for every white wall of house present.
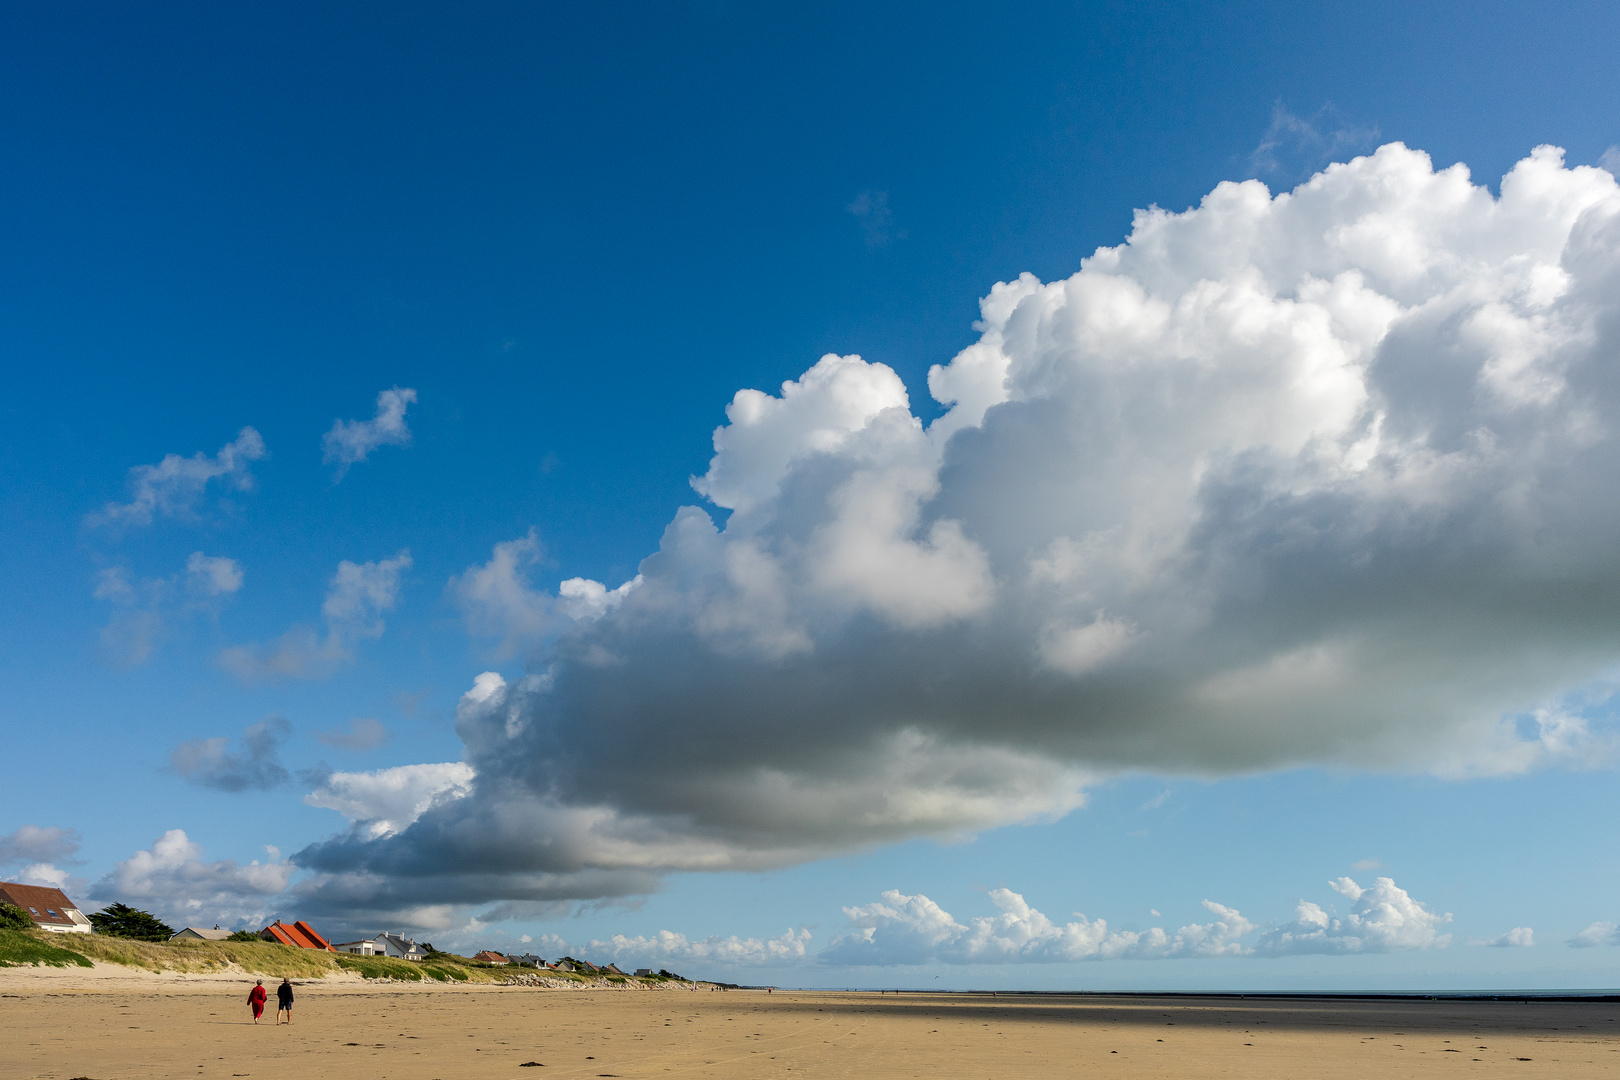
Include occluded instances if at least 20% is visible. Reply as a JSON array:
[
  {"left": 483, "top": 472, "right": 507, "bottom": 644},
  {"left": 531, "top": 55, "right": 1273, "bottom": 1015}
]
[{"left": 39, "top": 909, "right": 92, "bottom": 934}]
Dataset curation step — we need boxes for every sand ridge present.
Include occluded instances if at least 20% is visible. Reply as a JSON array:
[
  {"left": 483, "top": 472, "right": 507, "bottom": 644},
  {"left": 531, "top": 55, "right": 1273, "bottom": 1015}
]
[{"left": 3, "top": 968, "right": 1618, "bottom": 1079}]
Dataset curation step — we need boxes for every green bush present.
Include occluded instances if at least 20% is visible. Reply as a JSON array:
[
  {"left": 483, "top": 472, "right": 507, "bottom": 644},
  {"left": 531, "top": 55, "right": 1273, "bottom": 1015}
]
[
  {"left": 88, "top": 903, "right": 174, "bottom": 941},
  {"left": 0, "top": 902, "right": 34, "bottom": 931},
  {"left": 227, "top": 930, "right": 261, "bottom": 942}
]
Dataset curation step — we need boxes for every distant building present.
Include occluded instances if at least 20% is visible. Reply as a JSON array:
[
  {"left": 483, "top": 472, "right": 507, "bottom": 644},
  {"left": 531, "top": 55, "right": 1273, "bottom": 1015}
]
[
  {"left": 634, "top": 968, "right": 654, "bottom": 977},
  {"left": 472, "top": 950, "right": 510, "bottom": 965},
  {"left": 373, "top": 933, "right": 426, "bottom": 961},
  {"left": 170, "top": 926, "right": 232, "bottom": 941},
  {"left": 506, "top": 952, "right": 544, "bottom": 967},
  {"left": 555, "top": 956, "right": 599, "bottom": 974},
  {"left": 600, "top": 963, "right": 625, "bottom": 975},
  {"left": 331, "top": 933, "right": 426, "bottom": 960},
  {"left": 0, "top": 882, "right": 92, "bottom": 934},
  {"left": 258, "top": 920, "right": 335, "bottom": 951}
]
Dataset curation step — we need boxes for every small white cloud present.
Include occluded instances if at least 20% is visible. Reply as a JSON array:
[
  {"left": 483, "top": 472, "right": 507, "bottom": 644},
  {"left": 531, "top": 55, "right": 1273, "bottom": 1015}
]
[
  {"left": 1477, "top": 927, "right": 1534, "bottom": 947},
  {"left": 220, "top": 551, "right": 410, "bottom": 679},
  {"left": 90, "top": 427, "right": 266, "bottom": 527},
  {"left": 323, "top": 387, "right": 417, "bottom": 478},
  {"left": 186, "top": 552, "right": 243, "bottom": 596},
  {"left": 1350, "top": 858, "right": 1382, "bottom": 872},
  {"left": 591, "top": 927, "right": 813, "bottom": 966},
  {"left": 316, "top": 717, "right": 391, "bottom": 751},
  {"left": 1601, "top": 146, "right": 1620, "bottom": 177},
  {"left": 1570, "top": 921, "right": 1620, "bottom": 947},
  {"left": 304, "top": 761, "right": 476, "bottom": 838}
]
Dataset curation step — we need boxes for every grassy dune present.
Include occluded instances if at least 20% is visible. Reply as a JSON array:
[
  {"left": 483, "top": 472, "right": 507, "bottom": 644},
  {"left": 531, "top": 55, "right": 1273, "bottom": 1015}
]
[
  {"left": 0, "top": 930, "right": 532, "bottom": 981},
  {"left": 57, "top": 934, "right": 350, "bottom": 976},
  {"left": 0, "top": 930, "right": 96, "bottom": 968}
]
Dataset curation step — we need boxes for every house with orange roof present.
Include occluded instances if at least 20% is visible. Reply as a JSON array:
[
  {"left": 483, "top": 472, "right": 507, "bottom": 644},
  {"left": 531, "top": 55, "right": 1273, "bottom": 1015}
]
[{"left": 257, "top": 919, "right": 335, "bottom": 950}]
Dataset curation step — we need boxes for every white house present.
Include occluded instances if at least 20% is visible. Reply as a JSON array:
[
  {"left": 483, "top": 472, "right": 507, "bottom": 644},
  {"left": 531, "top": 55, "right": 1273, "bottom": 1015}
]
[
  {"left": 374, "top": 933, "right": 426, "bottom": 960},
  {"left": 333, "top": 933, "right": 427, "bottom": 960},
  {"left": 0, "top": 882, "right": 92, "bottom": 934}
]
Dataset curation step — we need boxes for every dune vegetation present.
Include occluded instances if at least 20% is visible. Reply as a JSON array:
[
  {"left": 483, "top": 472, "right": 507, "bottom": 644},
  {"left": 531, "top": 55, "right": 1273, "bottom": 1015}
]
[
  {"left": 0, "top": 929, "right": 543, "bottom": 981},
  {"left": 0, "top": 929, "right": 95, "bottom": 969}
]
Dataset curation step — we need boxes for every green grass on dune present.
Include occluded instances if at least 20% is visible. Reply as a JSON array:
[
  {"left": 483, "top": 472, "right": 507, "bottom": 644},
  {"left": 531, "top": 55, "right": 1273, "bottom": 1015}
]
[
  {"left": 0, "top": 930, "right": 510, "bottom": 981},
  {"left": 0, "top": 929, "right": 94, "bottom": 968},
  {"left": 59, "top": 934, "right": 341, "bottom": 976},
  {"left": 334, "top": 954, "right": 477, "bottom": 981},
  {"left": 0, "top": 930, "right": 651, "bottom": 985}
]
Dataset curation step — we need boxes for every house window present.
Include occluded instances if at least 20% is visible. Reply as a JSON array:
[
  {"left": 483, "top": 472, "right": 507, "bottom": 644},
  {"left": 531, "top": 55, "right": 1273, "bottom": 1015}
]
[
  {"left": 28, "top": 907, "right": 38, "bottom": 914},
  {"left": 46, "top": 909, "right": 58, "bottom": 917}
]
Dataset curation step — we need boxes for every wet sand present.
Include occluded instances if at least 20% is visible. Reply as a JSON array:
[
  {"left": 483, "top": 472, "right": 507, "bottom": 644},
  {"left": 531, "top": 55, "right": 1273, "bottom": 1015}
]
[{"left": 3, "top": 969, "right": 1618, "bottom": 1079}]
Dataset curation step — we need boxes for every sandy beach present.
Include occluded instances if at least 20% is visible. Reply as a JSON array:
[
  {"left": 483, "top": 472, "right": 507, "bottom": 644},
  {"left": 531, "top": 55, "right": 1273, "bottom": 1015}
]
[{"left": 3, "top": 965, "right": 1617, "bottom": 1079}]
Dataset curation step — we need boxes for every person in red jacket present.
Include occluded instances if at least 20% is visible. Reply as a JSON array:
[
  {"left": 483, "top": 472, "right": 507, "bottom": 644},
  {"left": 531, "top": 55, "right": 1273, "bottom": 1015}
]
[{"left": 248, "top": 980, "right": 267, "bottom": 1024}]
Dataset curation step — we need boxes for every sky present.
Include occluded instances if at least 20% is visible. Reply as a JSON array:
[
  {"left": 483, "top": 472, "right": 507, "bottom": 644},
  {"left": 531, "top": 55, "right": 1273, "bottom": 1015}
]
[{"left": 4, "top": 0, "right": 1620, "bottom": 991}]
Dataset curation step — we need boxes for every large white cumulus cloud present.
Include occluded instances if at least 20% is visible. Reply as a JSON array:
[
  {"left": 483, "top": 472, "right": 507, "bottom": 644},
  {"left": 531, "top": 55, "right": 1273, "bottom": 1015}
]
[{"left": 300, "top": 144, "right": 1620, "bottom": 911}]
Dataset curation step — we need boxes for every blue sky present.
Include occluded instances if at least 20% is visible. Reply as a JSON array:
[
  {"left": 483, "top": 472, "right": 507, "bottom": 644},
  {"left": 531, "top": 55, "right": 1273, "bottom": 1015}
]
[{"left": 4, "top": 1, "right": 1620, "bottom": 989}]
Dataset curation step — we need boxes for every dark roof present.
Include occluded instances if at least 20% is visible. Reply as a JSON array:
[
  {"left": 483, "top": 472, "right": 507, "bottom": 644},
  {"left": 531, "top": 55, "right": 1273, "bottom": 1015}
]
[{"left": 0, "top": 882, "right": 85, "bottom": 928}]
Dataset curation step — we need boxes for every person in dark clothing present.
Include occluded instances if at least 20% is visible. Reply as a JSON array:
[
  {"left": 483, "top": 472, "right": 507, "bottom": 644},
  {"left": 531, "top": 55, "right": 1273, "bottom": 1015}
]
[{"left": 275, "top": 977, "right": 294, "bottom": 1025}]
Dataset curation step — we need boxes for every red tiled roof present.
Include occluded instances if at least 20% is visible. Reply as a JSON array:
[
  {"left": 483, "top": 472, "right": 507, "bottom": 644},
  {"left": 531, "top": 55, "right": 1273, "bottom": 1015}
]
[
  {"left": 472, "top": 950, "right": 509, "bottom": 964},
  {"left": 0, "top": 881, "right": 85, "bottom": 928},
  {"left": 258, "top": 920, "right": 335, "bottom": 950}
]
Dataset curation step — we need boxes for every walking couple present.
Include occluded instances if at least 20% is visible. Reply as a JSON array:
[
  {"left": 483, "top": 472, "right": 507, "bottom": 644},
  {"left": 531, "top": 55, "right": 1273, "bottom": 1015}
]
[{"left": 247, "top": 978, "right": 295, "bottom": 1024}]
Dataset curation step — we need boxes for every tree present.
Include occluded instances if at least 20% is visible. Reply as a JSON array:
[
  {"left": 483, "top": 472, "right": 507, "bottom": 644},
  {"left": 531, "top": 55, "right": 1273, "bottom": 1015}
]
[
  {"left": 88, "top": 903, "right": 174, "bottom": 941},
  {"left": 0, "top": 902, "right": 33, "bottom": 932},
  {"left": 227, "top": 930, "right": 261, "bottom": 942}
]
